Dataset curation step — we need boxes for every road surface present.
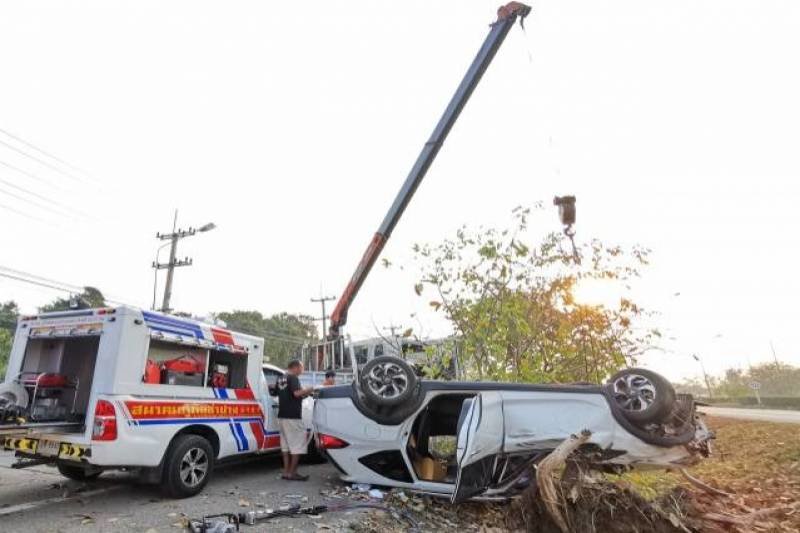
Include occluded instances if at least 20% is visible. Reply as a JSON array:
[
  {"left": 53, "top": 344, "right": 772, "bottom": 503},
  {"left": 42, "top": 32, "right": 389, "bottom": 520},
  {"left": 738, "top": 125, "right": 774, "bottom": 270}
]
[
  {"left": 0, "top": 451, "right": 368, "bottom": 533},
  {"left": 700, "top": 406, "right": 800, "bottom": 424}
]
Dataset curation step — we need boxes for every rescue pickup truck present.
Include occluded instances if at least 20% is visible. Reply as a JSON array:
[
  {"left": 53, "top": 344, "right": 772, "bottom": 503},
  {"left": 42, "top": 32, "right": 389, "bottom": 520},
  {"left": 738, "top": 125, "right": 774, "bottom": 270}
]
[{"left": 0, "top": 306, "right": 316, "bottom": 497}]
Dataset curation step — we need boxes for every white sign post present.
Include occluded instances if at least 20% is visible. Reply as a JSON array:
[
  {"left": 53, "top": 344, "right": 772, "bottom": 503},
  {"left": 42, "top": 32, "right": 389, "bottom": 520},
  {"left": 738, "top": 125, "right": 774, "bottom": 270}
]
[{"left": 749, "top": 381, "right": 762, "bottom": 405}]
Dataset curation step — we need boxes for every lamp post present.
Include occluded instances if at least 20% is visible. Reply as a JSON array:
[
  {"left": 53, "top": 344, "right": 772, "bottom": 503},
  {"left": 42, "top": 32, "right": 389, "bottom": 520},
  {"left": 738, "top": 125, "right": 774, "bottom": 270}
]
[{"left": 153, "top": 213, "right": 216, "bottom": 313}]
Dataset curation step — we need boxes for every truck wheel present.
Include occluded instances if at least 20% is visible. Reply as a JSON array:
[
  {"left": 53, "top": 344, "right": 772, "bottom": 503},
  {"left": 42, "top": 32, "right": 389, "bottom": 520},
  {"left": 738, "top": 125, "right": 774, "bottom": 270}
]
[
  {"left": 57, "top": 463, "right": 101, "bottom": 481},
  {"left": 359, "top": 356, "right": 419, "bottom": 407},
  {"left": 609, "top": 368, "right": 675, "bottom": 426},
  {"left": 162, "top": 434, "right": 214, "bottom": 498}
]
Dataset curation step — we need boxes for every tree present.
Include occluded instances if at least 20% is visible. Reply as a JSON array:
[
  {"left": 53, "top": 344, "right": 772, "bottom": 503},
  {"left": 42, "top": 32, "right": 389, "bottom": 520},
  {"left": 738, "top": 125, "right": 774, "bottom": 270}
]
[
  {"left": 0, "top": 329, "right": 11, "bottom": 379},
  {"left": 216, "top": 310, "right": 318, "bottom": 367},
  {"left": 708, "top": 362, "right": 800, "bottom": 398},
  {"left": 411, "top": 205, "right": 658, "bottom": 383},
  {"left": 38, "top": 287, "right": 106, "bottom": 313},
  {"left": 0, "top": 301, "right": 18, "bottom": 379}
]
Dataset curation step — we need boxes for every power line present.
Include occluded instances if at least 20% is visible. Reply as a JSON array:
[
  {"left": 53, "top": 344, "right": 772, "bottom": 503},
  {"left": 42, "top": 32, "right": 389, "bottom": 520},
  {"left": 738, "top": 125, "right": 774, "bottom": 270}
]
[
  {"left": 0, "top": 161, "right": 93, "bottom": 220},
  {"left": 0, "top": 158, "right": 65, "bottom": 192},
  {"left": 0, "top": 265, "right": 140, "bottom": 307},
  {"left": 0, "top": 270, "right": 74, "bottom": 294},
  {"left": 0, "top": 138, "right": 86, "bottom": 184},
  {"left": 0, "top": 184, "right": 76, "bottom": 221},
  {"left": 0, "top": 202, "right": 51, "bottom": 225},
  {"left": 0, "top": 127, "right": 92, "bottom": 179},
  {"left": 0, "top": 174, "right": 69, "bottom": 211},
  {"left": 0, "top": 265, "right": 84, "bottom": 293}
]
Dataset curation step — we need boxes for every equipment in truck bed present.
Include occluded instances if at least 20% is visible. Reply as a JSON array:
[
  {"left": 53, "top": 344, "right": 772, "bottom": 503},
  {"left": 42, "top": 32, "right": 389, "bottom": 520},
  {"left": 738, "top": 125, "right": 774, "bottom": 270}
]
[{"left": 0, "top": 372, "right": 80, "bottom": 423}]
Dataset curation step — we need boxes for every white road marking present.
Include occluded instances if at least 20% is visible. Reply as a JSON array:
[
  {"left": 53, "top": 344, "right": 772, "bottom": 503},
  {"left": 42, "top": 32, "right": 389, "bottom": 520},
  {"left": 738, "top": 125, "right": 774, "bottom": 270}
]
[{"left": 0, "top": 486, "right": 124, "bottom": 517}]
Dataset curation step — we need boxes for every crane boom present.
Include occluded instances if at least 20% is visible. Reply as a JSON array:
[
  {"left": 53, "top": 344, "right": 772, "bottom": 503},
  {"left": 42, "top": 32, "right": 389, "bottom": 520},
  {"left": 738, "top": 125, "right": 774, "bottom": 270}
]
[{"left": 329, "top": 2, "right": 531, "bottom": 338}]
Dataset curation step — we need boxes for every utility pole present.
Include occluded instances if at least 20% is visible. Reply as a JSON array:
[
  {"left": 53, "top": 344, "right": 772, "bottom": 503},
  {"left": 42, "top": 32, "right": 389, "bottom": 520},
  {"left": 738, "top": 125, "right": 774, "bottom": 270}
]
[
  {"left": 692, "top": 353, "right": 714, "bottom": 398},
  {"left": 153, "top": 211, "right": 216, "bottom": 313},
  {"left": 383, "top": 323, "right": 402, "bottom": 338},
  {"left": 310, "top": 295, "right": 336, "bottom": 339},
  {"left": 769, "top": 340, "right": 781, "bottom": 370}
]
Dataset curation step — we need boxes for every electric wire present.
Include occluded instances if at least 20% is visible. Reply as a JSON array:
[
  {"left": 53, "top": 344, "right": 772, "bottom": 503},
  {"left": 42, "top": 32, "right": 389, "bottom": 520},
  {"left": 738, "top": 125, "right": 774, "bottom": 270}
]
[
  {"left": 0, "top": 271, "right": 74, "bottom": 295},
  {"left": 0, "top": 161, "right": 96, "bottom": 222},
  {"left": 0, "top": 138, "right": 86, "bottom": 184},
  {"left": 0, "top": 265, "right": 139, "bottom": 307},
  {"left": 0, "top": 185, "right": 76, "bottom": 221},
  {"left": 0, "top": 173, "right": 73, "bottom": 213},
  {"left": 0, "top": 202, "right": 51, "bottom": 225},
  {"left": 0, "top": 158, "right": 64, "bottom": 192},
  {"left": 0, "top": 127, "right": 92, "bottom": 179},
  {"left": 0, "top": 265, "right": 85, "bottom": 293}
]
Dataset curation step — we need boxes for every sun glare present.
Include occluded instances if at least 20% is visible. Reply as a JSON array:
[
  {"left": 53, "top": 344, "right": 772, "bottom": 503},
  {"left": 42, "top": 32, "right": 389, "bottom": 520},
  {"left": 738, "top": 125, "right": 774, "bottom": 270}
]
[{"left": 572, "top": 278, "right": 622, "bottom": 308}]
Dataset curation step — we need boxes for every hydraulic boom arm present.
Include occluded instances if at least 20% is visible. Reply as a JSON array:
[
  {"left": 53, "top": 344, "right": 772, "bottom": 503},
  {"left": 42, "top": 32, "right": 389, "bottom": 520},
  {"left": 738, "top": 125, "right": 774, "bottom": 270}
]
[{"left": 328, "top": 2, "right": 531, "bottom": 338}]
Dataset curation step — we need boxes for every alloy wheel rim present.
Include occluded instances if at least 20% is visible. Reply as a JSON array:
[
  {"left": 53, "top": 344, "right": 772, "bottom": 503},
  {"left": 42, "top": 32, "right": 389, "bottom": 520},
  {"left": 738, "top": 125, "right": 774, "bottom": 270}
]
[
  {"left": 366, "top": 362, "right": 409, "bottom": 399},
  {"left": 613, "top": 374, "right": 657, "bottom": 412},
  {"left": 179, "top": 447, "right": 208, "bottom": 487}
]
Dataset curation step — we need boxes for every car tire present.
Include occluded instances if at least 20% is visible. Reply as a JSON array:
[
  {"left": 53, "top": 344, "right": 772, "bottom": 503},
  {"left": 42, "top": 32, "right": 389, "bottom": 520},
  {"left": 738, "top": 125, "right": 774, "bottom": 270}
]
[
  {"left": 161, "top": 434, "right": 215, "bottom": 498},
  {"left": 608, "top": 368, "right": 675, "bottom": 426},
  {"left": 359, "top": 356, "right": 419, "bottom": 407},
  {"left": 302, "top": 438, "right": 327, "bottom": 465},
  {"left": 57, "top": 463, "right": 102, "bottom": 481}
]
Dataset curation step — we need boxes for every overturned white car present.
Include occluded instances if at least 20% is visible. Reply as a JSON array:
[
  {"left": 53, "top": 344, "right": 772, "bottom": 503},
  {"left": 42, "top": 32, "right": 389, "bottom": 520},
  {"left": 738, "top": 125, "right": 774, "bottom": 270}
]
[{"left": 313, "top": 357, "right": 711, "bottom": 503}]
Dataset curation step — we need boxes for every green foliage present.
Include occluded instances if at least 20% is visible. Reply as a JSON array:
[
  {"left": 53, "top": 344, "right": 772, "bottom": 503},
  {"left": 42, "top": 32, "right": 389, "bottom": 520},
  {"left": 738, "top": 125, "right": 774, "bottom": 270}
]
[
  {"left": 38, "top": 287, "right": 106, "bottom": 313},
  {"left": 412, "top": 205, "right": 657, "bottom": 383},
  {"left": 704, "top": 396, "right": 800, "bottom": 410},
  {"left": 0, "top": 329, "right": 11, "bottom": 379},
  {"left": 682, "top": 362, "right": 800, "bottom": 399},
  {"left": 215, "top": 310, "right": 318, "bottom": 367},
  {"left": 0, "top": 301, "right": 18, "bottom": 379}
]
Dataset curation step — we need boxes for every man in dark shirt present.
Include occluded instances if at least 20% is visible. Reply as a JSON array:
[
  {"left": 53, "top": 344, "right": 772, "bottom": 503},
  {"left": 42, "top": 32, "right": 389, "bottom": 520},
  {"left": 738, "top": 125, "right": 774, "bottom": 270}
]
[{"left": 274, "top": 359, "right": 314, "bottom": 480}]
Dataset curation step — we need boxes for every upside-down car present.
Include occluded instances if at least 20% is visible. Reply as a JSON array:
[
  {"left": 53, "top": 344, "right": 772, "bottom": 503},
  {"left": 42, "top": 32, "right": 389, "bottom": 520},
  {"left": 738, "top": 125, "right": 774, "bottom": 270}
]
[{"left": 313, "top": 357, "right": 712, "bottom": 503}]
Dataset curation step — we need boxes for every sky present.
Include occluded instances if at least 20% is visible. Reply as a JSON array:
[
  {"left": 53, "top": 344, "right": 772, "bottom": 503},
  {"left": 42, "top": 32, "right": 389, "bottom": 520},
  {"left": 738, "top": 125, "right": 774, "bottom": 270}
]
[{"left": 1, "top": 0, "right": 799, "bottom": 382}]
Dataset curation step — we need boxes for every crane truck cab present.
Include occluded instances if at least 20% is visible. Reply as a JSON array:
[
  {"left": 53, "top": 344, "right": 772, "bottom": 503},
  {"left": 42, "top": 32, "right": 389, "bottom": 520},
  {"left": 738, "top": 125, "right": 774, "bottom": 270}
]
[{"left": 0, "top": 306, "right": 315, "bottom": 497}]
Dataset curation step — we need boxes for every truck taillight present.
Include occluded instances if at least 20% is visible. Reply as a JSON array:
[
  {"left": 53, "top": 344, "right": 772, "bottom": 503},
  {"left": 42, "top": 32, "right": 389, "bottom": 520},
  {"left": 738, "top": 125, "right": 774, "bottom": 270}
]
[
  {"left": 92, "top": 400, "right": 117, "bottom": 441},
  {"left": 318, "top": 433, "right": 349, "bottom": 450}
]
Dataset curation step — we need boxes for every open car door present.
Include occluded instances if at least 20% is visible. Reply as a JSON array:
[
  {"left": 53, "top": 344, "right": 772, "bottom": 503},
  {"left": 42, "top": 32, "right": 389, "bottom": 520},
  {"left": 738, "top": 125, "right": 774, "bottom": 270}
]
[{"left": 451, "top": 392, "right": 504, "bottom": 503}]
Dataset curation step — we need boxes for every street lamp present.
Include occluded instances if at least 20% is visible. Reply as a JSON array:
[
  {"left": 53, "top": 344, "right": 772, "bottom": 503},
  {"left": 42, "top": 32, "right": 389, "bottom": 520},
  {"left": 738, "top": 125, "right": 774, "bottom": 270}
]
[{"left": 152, "top": 219, "right": 217, "bottom": 313}]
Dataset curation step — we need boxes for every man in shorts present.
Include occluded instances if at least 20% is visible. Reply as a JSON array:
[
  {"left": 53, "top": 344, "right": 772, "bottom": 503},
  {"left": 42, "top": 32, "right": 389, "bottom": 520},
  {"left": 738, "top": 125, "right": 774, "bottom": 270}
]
[{"left": 275, "top": 359, "right": 314, "bottom": 480}]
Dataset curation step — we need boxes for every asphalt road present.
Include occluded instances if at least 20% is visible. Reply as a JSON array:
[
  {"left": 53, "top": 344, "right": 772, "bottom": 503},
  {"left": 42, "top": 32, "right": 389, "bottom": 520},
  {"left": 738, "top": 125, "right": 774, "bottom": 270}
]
[
  {"left": 699, "top": 406, "right": 800, "bottom": 424},
  {"left": 0, "top": 451, "right": 367, "bottom": 533}
]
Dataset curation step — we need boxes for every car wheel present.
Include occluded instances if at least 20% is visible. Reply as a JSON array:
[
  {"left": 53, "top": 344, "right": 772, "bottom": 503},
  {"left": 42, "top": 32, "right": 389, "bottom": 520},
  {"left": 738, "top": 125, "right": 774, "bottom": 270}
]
[
  {"left": 302, "top": 438, "right": 327, "bottom": 465},
  {"left": 57, "top": 463, "right": 102, "bottom": 481},
  {"left": 161, "top": 434, "right": 214, "bottom": 498},
  {"left": 608, "top": 368, "right": 675, "bottom": 426},
  {"left": 359, "top": 356, "right": 419, "bottom": 407}
]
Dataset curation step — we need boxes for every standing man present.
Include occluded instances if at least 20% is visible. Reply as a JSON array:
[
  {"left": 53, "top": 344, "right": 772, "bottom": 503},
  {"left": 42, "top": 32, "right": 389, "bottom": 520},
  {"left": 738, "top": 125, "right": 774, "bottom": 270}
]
[{"left": 275, "top": 359, "right": 314, "bottom": 481}]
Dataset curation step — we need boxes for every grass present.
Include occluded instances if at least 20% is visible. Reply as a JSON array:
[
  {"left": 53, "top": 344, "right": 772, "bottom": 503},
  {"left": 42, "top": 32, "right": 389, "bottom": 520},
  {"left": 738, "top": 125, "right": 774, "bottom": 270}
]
[{"left": 622, "top": 415, "right": 800, "bottom": 530}]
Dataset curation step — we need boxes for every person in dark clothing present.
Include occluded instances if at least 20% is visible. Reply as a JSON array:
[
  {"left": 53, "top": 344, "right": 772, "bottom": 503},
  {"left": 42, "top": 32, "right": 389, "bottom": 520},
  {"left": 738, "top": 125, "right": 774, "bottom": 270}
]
[
  {"left": 322, "top": 370, "right": 336, "bottom": 387},
  {"left": 274, "top": 359, "right": 314, "bottom": 480}
]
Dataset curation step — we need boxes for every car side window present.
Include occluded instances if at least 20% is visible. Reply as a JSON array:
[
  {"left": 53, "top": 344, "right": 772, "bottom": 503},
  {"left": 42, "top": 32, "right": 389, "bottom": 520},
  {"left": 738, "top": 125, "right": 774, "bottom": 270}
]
[
  {"left": 374, "top": 343, "right": 384, "bottom": 357},
  {"left": 354, "top": 346, "right": 369, "bottom": 365},
  {"left": 263, "top": 369, "right": 282, "bottom": 388}
]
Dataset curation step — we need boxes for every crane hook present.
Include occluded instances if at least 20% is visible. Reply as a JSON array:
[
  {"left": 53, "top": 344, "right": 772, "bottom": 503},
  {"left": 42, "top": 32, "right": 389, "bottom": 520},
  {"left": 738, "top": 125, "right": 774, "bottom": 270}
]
[{"left": 553, "top": 195, "right": 580, "bottom": 264}]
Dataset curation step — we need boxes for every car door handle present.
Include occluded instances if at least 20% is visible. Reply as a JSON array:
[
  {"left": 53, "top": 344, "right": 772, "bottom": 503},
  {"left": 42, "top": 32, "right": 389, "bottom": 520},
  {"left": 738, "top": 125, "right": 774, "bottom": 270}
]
[{"left": 271, "top": 405, "right": 279, "bottom": 409}]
